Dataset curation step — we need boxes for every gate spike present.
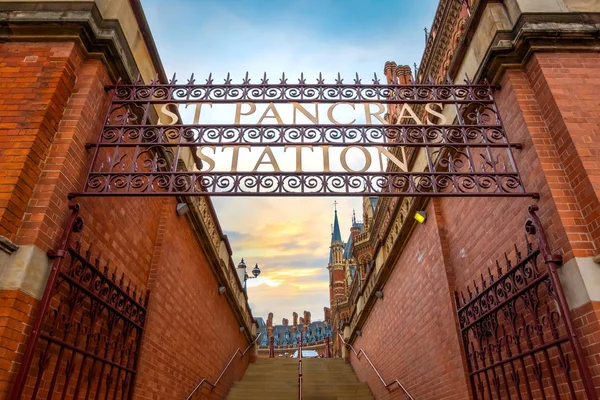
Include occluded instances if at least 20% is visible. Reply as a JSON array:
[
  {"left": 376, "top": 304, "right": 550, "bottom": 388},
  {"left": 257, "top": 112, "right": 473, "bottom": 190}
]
[
  {"left": 446, "top": 73, "right": 453, "bottom": 84},
  {"left": 317, "top": 72, "right": 324, "bottom": 84},
  {"left": 488, "top": 266, "right": 494, "bottom": 283},
  {"left": 187, "top": 73, "right": 195, "bottom": 85},
  {"left": 514, "top": 243, "right": 522, "bottom": 262},
  {"left": 94, "top": 251, "right": 102, "bottom": 268},
  {"left": 243, "top": 71, "right": 250, "bottom": 84},
  {"left": 504, "top": 252, "right": 512, "bottom": 270},
  {"left": 85, "top": 243, "right": 93, "bottom": 261},
  {"left": 280, "top": 72, "right": 287, "bottom": 84},
  {"left": 261, "top": 72, "right": 268, "bottom": 85},
  {"left": 481, "top": 274, "right": 487, "bottom": 289},
  {"left": 464, "top": 72, "right": 472, "bottom": 85},
  {"left": 150, "top": 73, "right": 159, "bottom": 85},
  {"left": 298, "top": 72, "right": 306, "bottom": 85},
  {"left": 335, "top": 72, "right": 343, "bottom": 85},
  {"left": 224, "top": 72, "right": 232, "bottom": 85},
  {"left": 169, "top": 72, "right": 177, "bottom": 85},
  {"left": 467, "top": 285, "right": 473, "bottom": 300},
  {"left": 354, "top": 72, "right": 361, "bottom": 85},
  {"left": 104, "top": 260, "right": 109, "bottom": 276},
  {"left": 206, "top": 72, "right": 213, "bottom": 85},
  {"left": 473, "top": 280, "right": 479, "bottom": 295},
  {"left": 111, "top": 267, "right": 116, "bottom": 283},
  {"left": 372, "top": 72, "right": 380, "bottom": 85},
  {"left": 126, "top": 281, "right": 130, "bottom": 296},
  {"left": 461, "top": 291, "right": 466, "bottom": 306},
  {"left": 133, "top": 73, "right": 141, "bottom": 85},
  {"left": 496, "top": 259, "right": 503, "bottom": 277},
  {"left": 119, "top": 273, "right": 124, "bottom": 288}
]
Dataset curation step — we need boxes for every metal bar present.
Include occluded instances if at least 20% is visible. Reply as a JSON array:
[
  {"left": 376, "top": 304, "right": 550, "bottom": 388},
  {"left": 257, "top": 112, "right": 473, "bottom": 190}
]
[
  {"left": 86, "top": 171, "right": 522, "bottom": 176},
  {"left": 71, "top": 191, "right": 536, "bottom": 198},
  {"left": 298, "top": 331, "right": 303, "bottom": 400},
  {"left": 526, "top": 205, "right": 599, "bottom": 400},
  {"left": 108, "top": 99, "right": 495, "bottom": 105},
  {"left": 184, "top": 332, "right": 261, "bottom": 400},
  {"left": 92, "top": 141, "right": 521, "bottom": 148},
  {"left": 9, "top": 204, "right": 83, "bottom": 400},
  {"left": 106, "top": 83, "right": 496, "bottom": 89},
  {"left": 467, "top": 336, "right": 569, "bottom": 375},
  {"left": 58, "top": 269, "right": 145, "bottom": 330},
  {"left": 338, "top": 334, "right": 415, "bottom": 400}
]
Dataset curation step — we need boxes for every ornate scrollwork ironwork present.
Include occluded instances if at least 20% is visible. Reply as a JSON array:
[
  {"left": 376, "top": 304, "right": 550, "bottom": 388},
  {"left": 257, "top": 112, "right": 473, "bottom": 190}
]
[
  {"left": 72, "top": 73, "right": 535, "bottom": 198},
  {"left": 455, "top": 226, "right": 581, "bottom": 399}
]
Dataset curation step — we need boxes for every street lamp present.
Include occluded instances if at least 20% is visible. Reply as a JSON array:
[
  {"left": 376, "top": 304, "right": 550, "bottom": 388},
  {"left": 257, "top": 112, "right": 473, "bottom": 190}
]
[{"left": 238, "top": 259, "right": 261, "bottom": 289}]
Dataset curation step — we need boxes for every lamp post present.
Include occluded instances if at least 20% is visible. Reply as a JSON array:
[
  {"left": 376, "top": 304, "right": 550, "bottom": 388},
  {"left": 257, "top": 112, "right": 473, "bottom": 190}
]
[{"left": 237, "top": 259, "right": 261, "bottom": 290}]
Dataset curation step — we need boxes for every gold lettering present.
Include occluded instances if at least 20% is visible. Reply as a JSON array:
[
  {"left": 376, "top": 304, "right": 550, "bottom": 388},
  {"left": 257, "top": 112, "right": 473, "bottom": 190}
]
[
  {"left": 425, "top": 102, "right": 447, "bottom": 125},
  {"left": 321, "top": 145, "right": 332, "bottom": 172},
  {"left": 327, "top": 102, "right": 356, "bottom": 125},
  {"left": 257, "top": 103, "right": 284, "bottom": 125},
  {"left": 195, "top": 146, "right": 216, "bottom": 172},
  {"left": 284, "top": 145, "right": 314, "bottom": 172},
  {"left": 292, "top": 102, "right": 319, "bottom": 124},
  {"left": 397, "top": 104, "right": 423, "bottom": 125},
  {"left": 157, "top": 103, "right": 179, "bottom": 125},
  {"left": 340, "top": 146, "right": 372, "bottom": 173},
  {"left": 185, "top": 102, "right": 213, "bottom": 124},
  {"left": 234, "top": 103, "right": 257, "bottom": 125},
  {"left": 223, "top": 145, "right": 251, "bottom": 172},
  {"left": 252, "top": 146, "right": 281, "bottom": 172},
  {"left": 363, "top": 103, "right": 387, "bottom": 125},
  {"left": 376, "top": 146, "right": 408, "bottom": 172}
]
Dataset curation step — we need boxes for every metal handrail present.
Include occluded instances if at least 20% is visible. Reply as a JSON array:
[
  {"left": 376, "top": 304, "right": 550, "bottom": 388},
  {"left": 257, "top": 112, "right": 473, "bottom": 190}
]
[
  {"left": 297, "top": 331, "right": 303, "bottom": 400},
  {"left": 338, "top": 334, "right": 415, "bottom": 400},
  {"left": 185, "top": 333, "right": 262, "bottom": 400}
]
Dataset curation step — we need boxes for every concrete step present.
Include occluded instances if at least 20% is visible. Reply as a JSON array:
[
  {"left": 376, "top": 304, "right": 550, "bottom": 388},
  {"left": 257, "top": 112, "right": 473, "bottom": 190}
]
[{"left": 226, "top": 359, "right": 373, "bottom": 400}]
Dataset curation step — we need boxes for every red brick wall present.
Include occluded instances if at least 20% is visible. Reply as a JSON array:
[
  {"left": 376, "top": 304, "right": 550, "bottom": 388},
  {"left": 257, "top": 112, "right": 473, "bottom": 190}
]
[
  {"left": 0, "top": 42, "right": 81, "bottom": 241},
  {"left": 350, "top": 199, "right": 470, "bottom": 400},
  {"left": 527, "top": 53, "right": 600, "bottom": 254},
  {"left": 0, "top": 42, "right": 251, "bottom": 399},
  {"left": 349, "top": 52, "right": 600, "bottom": 398}
]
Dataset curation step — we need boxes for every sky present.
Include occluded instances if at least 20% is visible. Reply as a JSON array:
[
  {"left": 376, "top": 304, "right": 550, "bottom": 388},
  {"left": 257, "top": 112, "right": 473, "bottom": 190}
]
[{"left": 141, "top": 0, "right": 439, "bottom": 324}]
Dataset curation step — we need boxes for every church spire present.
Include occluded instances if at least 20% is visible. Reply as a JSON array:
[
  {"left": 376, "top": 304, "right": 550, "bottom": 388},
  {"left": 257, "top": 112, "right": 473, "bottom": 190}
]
[{"left": 332, "top": 208, "right": 342, "bottom": 243}]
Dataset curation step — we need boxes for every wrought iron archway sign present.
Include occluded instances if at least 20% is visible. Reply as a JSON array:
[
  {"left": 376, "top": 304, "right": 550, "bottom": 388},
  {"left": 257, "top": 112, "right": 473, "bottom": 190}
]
[{"left": 74, "top": 73, "right": 535, "bottom": 197}]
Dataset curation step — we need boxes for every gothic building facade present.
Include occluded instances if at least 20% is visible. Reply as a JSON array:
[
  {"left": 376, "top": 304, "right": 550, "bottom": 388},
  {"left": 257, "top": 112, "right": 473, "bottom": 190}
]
[{"left": 255, "top": 310, "right": 332, "bottom": 358}]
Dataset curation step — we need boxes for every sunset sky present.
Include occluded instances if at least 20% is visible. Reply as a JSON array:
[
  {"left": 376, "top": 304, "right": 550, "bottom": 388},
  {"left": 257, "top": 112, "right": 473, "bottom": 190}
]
[{"left": 141, "top": 0, "right": 439, "bottom": 324}]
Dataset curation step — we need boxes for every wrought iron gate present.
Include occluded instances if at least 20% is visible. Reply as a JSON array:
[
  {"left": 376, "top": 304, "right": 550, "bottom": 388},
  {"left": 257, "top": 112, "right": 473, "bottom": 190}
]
[
  {"left": 10, "top": 204, "right": 149, "bottom": 400},
  {"left": 455, "top": 206, "right": 597, "bottom": 400}
]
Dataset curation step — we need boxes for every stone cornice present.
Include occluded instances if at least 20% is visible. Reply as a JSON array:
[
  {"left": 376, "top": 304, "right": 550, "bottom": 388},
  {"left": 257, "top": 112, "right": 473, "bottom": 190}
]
[
  {"left": 0, "top": 1, "right": 165, "bottom": 82},
  {"left": 465, "top": 12, "right": 600, "bottom": 84}
]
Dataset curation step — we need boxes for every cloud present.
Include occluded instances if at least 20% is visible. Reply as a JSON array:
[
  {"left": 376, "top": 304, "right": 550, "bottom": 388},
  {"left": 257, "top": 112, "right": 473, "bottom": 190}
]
[{"left": 140, "top": 0, "right": 438, "bottom": 323}]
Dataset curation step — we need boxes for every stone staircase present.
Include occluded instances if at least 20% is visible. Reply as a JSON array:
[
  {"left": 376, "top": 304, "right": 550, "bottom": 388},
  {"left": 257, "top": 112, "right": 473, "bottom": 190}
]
[{"left": 226, "top": 358, "right": 374, "bottom": 400}]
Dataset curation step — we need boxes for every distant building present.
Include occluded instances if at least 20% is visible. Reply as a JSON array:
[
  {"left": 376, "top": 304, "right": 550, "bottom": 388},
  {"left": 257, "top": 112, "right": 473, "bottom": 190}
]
[{"left": 256, "top": 310, "right": 332, "bottom": 358}]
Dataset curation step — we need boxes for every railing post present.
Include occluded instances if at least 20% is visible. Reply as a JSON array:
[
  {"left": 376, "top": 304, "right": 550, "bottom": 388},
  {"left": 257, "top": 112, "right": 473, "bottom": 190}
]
[
  {"left": 526, "top": 205, "right": 599, "bottom": 400},
  {"left": 269, "top": 336, "right": 274, "bottom": 358},
  {"left": 10, "top": 204, "right": 82, "bottom": 400}
]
